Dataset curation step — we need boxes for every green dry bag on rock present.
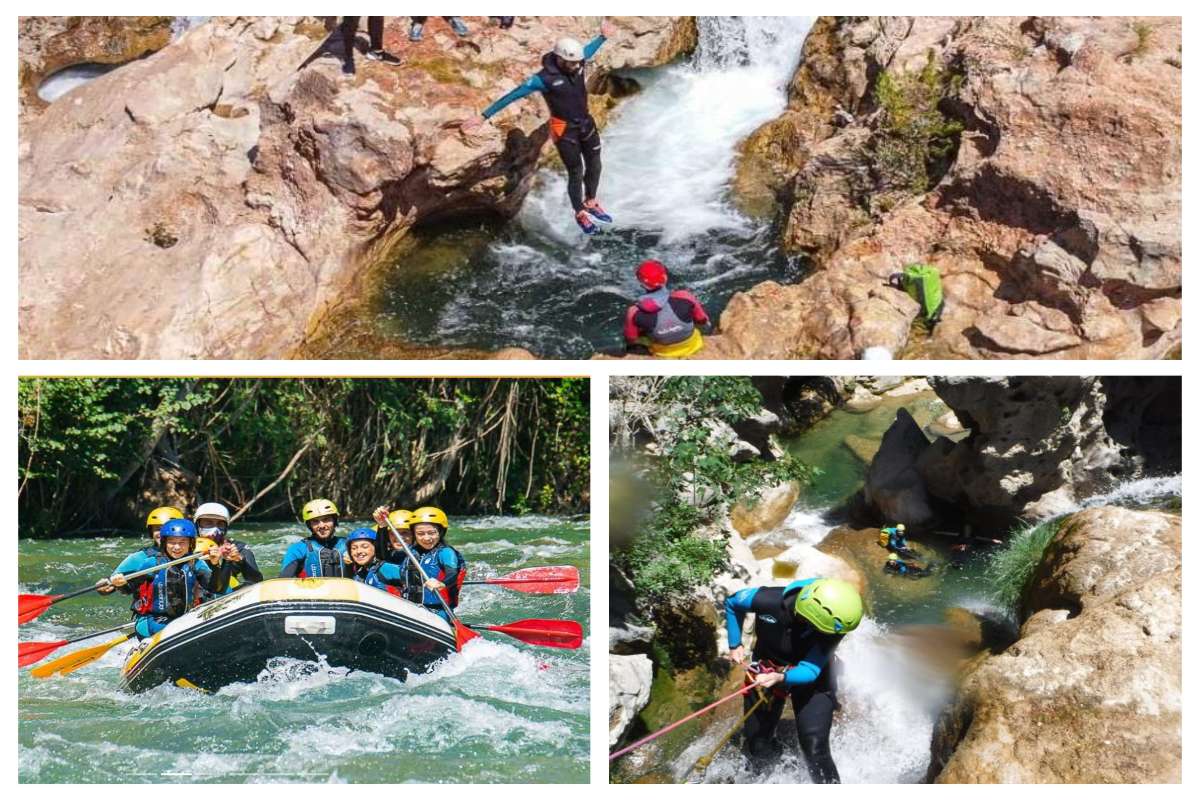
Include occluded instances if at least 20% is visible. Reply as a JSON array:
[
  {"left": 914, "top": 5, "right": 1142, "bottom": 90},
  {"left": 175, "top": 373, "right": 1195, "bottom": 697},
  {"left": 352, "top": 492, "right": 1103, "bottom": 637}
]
[{"left": 900, "top": 263, "right": 944, "bottom": 324}]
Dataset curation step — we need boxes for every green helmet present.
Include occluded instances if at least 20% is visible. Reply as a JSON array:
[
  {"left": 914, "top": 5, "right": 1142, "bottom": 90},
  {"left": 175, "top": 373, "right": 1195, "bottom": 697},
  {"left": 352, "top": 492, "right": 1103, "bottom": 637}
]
[{"left": 793, "top": 578, "right": 863, "bottom": 635}]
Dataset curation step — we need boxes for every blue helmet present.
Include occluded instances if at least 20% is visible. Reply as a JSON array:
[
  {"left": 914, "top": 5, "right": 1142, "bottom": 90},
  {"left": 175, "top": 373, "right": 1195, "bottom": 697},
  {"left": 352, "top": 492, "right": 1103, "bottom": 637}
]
[
  {"left": 346, "top": 527, "right": 377, "bottom": 544},
  {"left": 159, "top": 518, "right": 197, "bottom": 553},
  {"left": 160, "top": 518, "right": 197, "bottom": 540}
]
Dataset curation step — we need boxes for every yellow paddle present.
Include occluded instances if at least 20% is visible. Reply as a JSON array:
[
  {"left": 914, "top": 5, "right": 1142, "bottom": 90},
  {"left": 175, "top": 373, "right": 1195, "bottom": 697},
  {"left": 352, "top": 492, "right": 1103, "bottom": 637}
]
[{"left": 30, "top": 630, "right": 134, "bottom": 679}]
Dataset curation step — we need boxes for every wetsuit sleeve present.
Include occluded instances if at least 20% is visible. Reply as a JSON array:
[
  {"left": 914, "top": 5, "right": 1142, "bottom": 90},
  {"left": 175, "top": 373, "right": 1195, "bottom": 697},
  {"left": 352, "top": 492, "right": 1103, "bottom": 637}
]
[
  {"left": 482, "top": 75, "right": 546, "bottom": 119},
  {"left": 379, "top": 563, "right": 405, "bottom": 584},
  {"left": 724, "top": 587, "right": 759, "bottom": 649},
  {"left": 236, "top": 543, "right": 264, "bottom": 584},
  {"left": 583, "top": 35, "right": 606, "bottom": 60},
  {"left": 671, "top": 290, "right": 710, "bottom": 325},
  {"left": 623, "top": 306, "right": 642, "bottom": 343},
  {"left": 783, "top": 640, "right": 833, "bottom": 687},
  {"left": 111, "top": 551, "right": 149, "bottom": 592},
  {"left": 279, "top": 542, "right": 304, "bottom": 578}
]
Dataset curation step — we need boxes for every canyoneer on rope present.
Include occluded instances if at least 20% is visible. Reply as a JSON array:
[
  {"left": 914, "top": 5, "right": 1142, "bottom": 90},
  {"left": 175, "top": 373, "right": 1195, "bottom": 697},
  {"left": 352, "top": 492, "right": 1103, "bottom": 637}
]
[{"left": 724, "top": 577, "right": 864, "bottom": 784}]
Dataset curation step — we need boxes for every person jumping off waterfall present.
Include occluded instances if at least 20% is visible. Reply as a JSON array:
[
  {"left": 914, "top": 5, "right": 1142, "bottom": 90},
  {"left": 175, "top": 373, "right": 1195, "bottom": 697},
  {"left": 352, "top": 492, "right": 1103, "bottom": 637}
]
[
  {"left": 622, "top": 260, "right": 710, "bottom": 358},
  {"left": 462, "top": 19, "right": 616, "bottom": 235},
  {"left": 724, "top": 578, "right": 863, "bottom": 784}
]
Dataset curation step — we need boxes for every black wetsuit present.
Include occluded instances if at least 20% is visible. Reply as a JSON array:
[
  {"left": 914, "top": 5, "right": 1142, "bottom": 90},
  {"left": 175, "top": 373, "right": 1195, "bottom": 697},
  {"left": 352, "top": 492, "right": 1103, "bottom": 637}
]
[
  {"left": 481, "top": 39, "right": 607, "bottom": 213},
  {"left": 210, "top": 540, "right": 265, "bottom": 594},
  {"left": 884, "top": 559, "right": 933, "bottom": 578},
  {"left": 726, "top": 582, "right": 843, "bottom": 783}
]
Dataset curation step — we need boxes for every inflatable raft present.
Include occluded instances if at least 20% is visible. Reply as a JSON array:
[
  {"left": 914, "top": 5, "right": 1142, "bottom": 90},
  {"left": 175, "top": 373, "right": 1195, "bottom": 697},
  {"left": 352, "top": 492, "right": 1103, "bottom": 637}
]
[{"left": 121, "top": 578, "right": 456, "bottom": 692}]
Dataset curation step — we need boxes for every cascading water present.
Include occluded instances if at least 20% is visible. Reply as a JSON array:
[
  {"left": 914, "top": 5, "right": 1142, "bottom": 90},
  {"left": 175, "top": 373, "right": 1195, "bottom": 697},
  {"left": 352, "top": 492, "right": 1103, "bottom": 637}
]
[{"left": 378, "top": 17, "right": 815, "bottom": 358}]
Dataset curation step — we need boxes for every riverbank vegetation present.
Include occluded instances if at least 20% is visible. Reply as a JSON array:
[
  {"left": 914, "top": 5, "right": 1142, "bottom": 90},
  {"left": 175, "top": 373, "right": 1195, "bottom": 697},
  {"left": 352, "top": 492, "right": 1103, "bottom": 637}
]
[
  {"left": 18, "top": 378, "right": 588, "bottom": 537},
  {"left": 611, "top": 377, "right": 815, "bottom": 601}
]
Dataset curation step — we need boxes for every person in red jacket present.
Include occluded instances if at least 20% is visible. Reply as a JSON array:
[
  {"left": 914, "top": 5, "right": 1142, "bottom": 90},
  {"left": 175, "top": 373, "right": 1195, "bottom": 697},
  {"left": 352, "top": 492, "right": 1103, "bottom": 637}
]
[{"left": 622, "top": 260, "right": 710, "bottom": 358}]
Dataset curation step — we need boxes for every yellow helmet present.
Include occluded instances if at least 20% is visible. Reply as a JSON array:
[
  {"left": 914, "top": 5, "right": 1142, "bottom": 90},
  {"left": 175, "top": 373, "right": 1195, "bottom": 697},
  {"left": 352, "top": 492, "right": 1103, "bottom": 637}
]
[
  {"left": 887, "top": 553, "right": 900, "bottom": 561},
  {"left": 146, "top": 506, "right": 184, "bottom": 528},
  {"left": 301, "top": 498, "right": 339, "bottom": 522},
  {"left": 387, "top": 509, "right": 412, "bottom": 529},
  {"left": 410, "top": 506, "right": 449, "bottom": 529}
]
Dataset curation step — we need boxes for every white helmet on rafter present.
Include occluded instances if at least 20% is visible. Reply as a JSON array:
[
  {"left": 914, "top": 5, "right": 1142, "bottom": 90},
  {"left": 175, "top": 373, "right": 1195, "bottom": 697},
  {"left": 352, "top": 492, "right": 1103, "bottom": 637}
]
[{"left": 554, "top": 37, "right": 584, "bottom": 62}]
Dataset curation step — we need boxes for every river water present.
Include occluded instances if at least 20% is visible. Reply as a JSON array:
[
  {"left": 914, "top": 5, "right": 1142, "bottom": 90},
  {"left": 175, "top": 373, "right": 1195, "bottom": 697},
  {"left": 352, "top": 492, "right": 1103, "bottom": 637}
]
[
  {"left": 18, "top": 515, "right": 589, "bottom": 783},
  {"left": 372, "top": 16, "right": 814, "bottom": 358},
  {"left": 615, "top": 387, "right": 1183, "bottom": 784}
]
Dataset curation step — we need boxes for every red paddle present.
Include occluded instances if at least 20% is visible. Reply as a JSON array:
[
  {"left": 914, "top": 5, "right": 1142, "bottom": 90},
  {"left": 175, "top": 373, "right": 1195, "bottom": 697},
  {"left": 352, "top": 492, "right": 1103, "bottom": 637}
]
[
  {"left": 19, "top": 551, "right": 206, "bottom": 624},
  {"left": 462, "top": 566, "right": 580, "bottom": 594},
  {"left": 18, "top": 622, "right": 135, "bottom": 667},
  {"left": 474, "top": 618, "right": 583, "bottom": 649}
]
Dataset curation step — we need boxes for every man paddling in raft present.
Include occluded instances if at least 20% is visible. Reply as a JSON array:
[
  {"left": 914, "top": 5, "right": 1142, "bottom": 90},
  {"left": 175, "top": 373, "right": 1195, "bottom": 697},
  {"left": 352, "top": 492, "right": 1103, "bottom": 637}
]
[
  {"left": 280, "top": 498, "right": 348, "bottom": 578},
  {"left": 105, "top": 519, "right": 216, "bottom": 639},
  {"left": 725, "top": 577, "right": 863, "bottom": 784},
  {"left": 462, "top": 19, "right": 617, "bottom": 235},
  {"left": 623, "top": 260, "right": 710, "bottom": 358}
]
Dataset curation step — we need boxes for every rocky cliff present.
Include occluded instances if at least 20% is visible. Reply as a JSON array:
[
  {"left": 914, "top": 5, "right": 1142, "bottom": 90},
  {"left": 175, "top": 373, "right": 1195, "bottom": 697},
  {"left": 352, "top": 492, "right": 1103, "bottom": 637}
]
[
  {"left": 928, "top": 507, "right": 1182, "bottom": 782},
  {"left": 707, "top": 16, "right": 1181, "bottom": 360},
  {"left": 18, "top": 16, "right": 696, "bottom": 359}
]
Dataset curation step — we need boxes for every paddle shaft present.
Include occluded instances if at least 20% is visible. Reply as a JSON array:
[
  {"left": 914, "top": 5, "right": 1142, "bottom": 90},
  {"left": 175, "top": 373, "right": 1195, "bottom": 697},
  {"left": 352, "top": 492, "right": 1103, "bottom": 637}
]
[
  {"left": 381, "top": 516, "right": 463, "bottom": 627},
  {"left": 60, "top": 622, "right": 136, "bottom": 646}
]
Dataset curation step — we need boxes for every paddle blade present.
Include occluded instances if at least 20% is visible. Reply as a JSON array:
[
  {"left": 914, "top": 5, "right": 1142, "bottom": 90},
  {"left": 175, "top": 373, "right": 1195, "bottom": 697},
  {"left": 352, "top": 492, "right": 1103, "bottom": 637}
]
[
  {"left": 486, "top": 566, "right": 580, "bottom": 594},
  {"left": 454, "top": 620, "right": 481, "bottom": 651},
  {"left": 30, "top": 634, "right": 130, "bottom": 679},
  {"left": 18, "top": 639, "right": 67, "bottom": 668},
  {"left": 18, "top": 594, "right": 59, "bottom": 625},
  {"left": 483, "top": 619, "right": 584, "bottom": 649}
]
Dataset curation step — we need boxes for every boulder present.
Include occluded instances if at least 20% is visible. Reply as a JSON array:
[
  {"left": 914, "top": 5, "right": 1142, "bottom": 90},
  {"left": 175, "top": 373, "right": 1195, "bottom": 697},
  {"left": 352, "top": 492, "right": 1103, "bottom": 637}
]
[
  {"left": 863, "top": 408, "right": 935, "bottom": 527},
  {"left": 917, "top": 377, "right": 1129, "bottom": 522},
  {"left": 609, "top": 653, "right": 654, "bottom": 747},
  {"left": 729, "top": 480, "right": 800, "bottom": 537},
  {"left": 929, "top": 507, "right": 1181, "bottom": 782}
]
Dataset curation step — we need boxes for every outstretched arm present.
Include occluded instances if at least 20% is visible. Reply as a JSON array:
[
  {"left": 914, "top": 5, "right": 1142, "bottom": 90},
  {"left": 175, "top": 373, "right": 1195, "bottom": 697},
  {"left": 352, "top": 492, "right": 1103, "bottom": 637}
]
[
  {"left": 583, "top": 35, "right": 607, "bottom": 61},
  {"left": 482, "top": 75, "right": 547, "bottom": 119}
]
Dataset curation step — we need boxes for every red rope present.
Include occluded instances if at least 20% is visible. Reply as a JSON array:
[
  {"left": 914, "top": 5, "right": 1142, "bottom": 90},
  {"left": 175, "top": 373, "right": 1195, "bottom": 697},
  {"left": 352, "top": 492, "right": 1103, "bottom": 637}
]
[{"left": 609, "top": 685, "right": 751, "bottom": 761}]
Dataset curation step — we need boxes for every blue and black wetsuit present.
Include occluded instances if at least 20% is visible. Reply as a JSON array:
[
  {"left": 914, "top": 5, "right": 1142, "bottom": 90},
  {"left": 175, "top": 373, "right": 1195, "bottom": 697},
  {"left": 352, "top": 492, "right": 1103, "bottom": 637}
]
[
  {"left": 882, "top": 526, "right": 916, "bottom": 557},
  {"left": 347, "top": 560, "right": 411, "bottom": 595},
  {"left": 482, "top": 36, "right": 607, "bottom": 212},
  {"left": 413, "top": 543, "right": 466, "bottom": 622},
  {"left": 279, "top": 535, "right": 347, "bottom": 578},
  {"left": 725, "top": 579, "right": 843, "bottom": 783},
  {"left": 884, "top": 558, "right": 932, "bottom": 578}
]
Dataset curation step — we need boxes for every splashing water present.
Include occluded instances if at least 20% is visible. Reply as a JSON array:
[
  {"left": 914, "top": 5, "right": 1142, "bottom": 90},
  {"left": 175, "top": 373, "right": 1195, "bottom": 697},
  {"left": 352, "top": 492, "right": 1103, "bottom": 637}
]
[
  {"left": 1075, "top": 473, "right": 1182, "bottom": 511},
  {"left": 19, "top": 516, "right": 588, "bottom": 783},
  {"left": 377, "top": 17, "right": 815, "bottom": 357}
]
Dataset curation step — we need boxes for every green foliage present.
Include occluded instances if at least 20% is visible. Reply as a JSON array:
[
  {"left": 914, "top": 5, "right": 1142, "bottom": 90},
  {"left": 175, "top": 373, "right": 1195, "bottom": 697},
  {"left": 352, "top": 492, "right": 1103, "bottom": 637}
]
[
  {"left": 613, "top": 377, "right": 816, "bottom": 602},
  {"left": 18, "top": 378, "right": 589, "bottom": 537},
  {"left": 987, "top": 517, "right": 1063, "bottom": 610},
  {"left": 867, "top": 50, "right": 964, "bottom": 201}
]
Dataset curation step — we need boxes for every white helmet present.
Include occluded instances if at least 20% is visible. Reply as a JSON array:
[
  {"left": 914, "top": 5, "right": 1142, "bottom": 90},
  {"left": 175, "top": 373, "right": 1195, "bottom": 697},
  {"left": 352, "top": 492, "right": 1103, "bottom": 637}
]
[
  {"left": 194, "top": 502, "right": 231, "bottom": 523},
  {"left": 554, "top": 37, "right": 584, "bottom": 62}
]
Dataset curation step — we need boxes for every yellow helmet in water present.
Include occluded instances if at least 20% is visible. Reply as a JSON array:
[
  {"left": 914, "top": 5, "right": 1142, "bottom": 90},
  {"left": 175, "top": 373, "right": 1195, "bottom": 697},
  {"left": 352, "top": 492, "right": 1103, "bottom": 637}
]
[
  {"left": 794, "top": 578, "right": 863, "bottom": 635},
  {"left": 887, "top": 553, "right": 900, "bottom": 562},
  {"left": 301, "top": 498, "right": 339, "bottom": 522},
  {"left": 410, "top": 506, "right": 449, "bottom": 529},
  {"left": 146, "top": 506, "right": 184, "bottom": 529}
]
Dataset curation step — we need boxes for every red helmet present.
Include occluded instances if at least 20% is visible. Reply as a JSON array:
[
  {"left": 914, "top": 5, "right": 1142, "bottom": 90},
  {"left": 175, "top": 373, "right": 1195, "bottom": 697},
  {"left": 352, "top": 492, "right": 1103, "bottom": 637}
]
[{"left": 636, "top": 260, "right": 669, "bottom": 290}]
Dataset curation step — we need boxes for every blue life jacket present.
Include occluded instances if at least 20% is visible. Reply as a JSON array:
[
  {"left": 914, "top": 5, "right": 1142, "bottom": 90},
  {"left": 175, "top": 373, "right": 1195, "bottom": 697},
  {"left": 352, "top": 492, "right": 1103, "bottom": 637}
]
[
  {"left": 131, "top": 555, "right": 202, "bottom": 618},
  {"left": 414, "top": 544, "right": 465, "bottom": 607},
  {"left": 282, "top": 536, "right": 347, "bottom": 578}
]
